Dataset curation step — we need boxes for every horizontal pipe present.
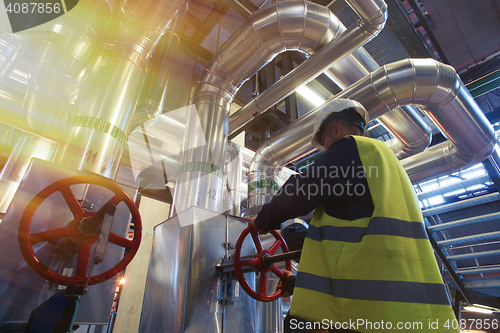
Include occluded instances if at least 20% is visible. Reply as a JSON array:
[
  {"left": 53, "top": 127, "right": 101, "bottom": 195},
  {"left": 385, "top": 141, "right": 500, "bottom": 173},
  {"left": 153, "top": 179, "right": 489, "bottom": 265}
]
[
  {"left": 456, "top": 265, "right": 500, "bottom": 275},
  {"left": 422, "top": 193, "right": 500, "bottom": 217},
  {"left": 438, "top": 231, "right": 500, "bottom": 247},
  {"left": 341, "top": 59, "right": 495, "bottom": 183},
  {"left": 448, "top": 249, "right": 500, "bottom": 261},
  {"left": 246, "top": 58, "right": 495, "bottom": 209},
  {"left": 428, "top": 212, "right": 500, "bottom": 231}
]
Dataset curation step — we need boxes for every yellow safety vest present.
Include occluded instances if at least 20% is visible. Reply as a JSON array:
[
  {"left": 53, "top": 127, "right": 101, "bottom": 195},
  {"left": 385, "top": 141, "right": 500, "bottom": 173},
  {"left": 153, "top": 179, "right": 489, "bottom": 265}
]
[{"left": 290, "top": 136, "right": 459, "bottom": 333}]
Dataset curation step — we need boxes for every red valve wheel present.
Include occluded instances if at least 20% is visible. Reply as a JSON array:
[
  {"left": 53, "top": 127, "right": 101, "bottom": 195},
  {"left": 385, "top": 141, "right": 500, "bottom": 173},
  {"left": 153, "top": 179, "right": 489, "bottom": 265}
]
[
  {"left": 18, "top": 176, "right": 142, "bottom": 286},
  {"left": 233, "top": 226, "right": 291, "bottom": 302}
]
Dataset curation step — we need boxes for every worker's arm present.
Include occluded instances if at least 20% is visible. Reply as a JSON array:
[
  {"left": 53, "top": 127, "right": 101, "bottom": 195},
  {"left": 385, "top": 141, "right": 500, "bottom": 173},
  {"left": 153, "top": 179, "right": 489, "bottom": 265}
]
[{"left": 252, "top": 136, "right": 364, "bottom": 232}]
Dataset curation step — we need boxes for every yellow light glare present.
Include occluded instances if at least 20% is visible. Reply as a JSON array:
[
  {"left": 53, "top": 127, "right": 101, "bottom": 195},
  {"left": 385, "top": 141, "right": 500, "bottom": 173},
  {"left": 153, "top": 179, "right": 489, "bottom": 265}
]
[
  {"left": 119, "top": 277, "right": 126, "bottom": 285},
  {"left": 296, "top": 85, "right": 325, "bottom": 107}
]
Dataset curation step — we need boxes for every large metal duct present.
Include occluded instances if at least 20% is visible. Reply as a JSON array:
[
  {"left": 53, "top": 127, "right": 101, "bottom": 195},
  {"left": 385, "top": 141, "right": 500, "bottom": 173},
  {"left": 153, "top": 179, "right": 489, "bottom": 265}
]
[
  {"left": 247, "top": 58, "right": 494, "bottom": 213},
  {"left": 129, "top": 30, "right": 181, "bottom": 131},
  {"left": 24, "top": 0, "right": 112, "bottom": 134},
  {"left": 172, "top": 0, "right": 346, "bottom": 214},
  {"left": 50, "top": 0, "right": 187, "bottom": 179},
  {"left": 228, "top": 0, "right": 387, "bottom": 137}
]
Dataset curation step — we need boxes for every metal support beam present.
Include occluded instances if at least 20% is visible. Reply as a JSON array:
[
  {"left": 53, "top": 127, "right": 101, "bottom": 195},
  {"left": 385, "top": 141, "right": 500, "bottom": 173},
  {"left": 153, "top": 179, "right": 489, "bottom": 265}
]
[
  {"left": 178, "top": 36, "right": 213, "bottom": 67},
  {"left": 428, "top": 212, "right": 500, "bottom": 231},
  {"left": 448, "top": 249, "right": 500, "bottom": 261},
  {"left": 422, "top": 193, "right": 500, "bottom": 217},
  {"left": 406, "top": 0, "right": 449, "bottom": 64},
  {"left": 427, "top": 229, "right": 473, "bottom": 304},
  {"left": 282, "top": 53, "right": 298, "bottom": 122},
  {"left": 386, "top": 0, "right": 432, "bottom": 58},
  {"left": 483, "top": 147, "right": 500, "bottom": 192},
  {"left": 438, "top": 231, "right": 500, "bottom": 247},
  {"left": 219, "top": 0, "right": 258, "bottom": 18},
  {"left": 417, "top": 175, "right": 491, "bottom": 200},
  {"left": 457, "top": 265, "right": 500, "bottom": 275},
  {"left": 191, "top": 0, "right": 230, "bottom": 43}
]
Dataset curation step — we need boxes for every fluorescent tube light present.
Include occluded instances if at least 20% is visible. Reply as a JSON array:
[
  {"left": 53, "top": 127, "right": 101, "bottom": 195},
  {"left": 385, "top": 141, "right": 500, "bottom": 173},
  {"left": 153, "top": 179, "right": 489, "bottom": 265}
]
[{"left": 296, "top": 85, "right": 325, "bottom": 107}]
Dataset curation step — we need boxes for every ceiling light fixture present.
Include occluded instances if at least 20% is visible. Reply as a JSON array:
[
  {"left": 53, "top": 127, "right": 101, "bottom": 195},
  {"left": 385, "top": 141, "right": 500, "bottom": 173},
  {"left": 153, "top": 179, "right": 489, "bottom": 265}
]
[
  {"left": 463, "top": 305, "right": 494, "bottom": 314},
  {"left": 296, "top": 85, "right": 325, "bottom": 107}
]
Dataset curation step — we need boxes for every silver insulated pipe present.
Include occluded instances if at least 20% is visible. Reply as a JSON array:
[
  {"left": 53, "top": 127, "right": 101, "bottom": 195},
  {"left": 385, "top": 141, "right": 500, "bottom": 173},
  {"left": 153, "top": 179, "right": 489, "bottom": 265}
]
[
  {"left": 231, "top": 0, "right": 389, "bottom": 214},
  {"left": 229, "top": 0, "right": 388, "bottom": 137},
  {"left": 326, "top": 47, "right": 432, "bottom": 160},
  {"left": 172, "top": 0, "right": 346, "bottom": 214},
  {"left": 248, "top": 59, "right": 494, "bottom": 213},
  {"left": 348, "top": 59, "right": 495, "bottom": 182}
]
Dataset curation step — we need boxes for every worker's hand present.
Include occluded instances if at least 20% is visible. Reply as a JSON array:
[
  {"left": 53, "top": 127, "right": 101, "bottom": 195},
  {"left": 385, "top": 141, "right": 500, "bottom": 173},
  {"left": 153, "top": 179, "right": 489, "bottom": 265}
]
[
  {"left": 277, "top": 269, "right": 294, "bottom": 297},
  {"left": 247, "top": 217, "right": 267, "bottom": 234}
]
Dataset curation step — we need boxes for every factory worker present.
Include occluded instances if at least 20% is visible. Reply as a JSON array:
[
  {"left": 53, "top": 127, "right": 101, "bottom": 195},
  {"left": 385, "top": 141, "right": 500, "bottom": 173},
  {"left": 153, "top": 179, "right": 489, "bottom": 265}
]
[{"left": 248, "top": 98, "right": 458, "bottom": 333}]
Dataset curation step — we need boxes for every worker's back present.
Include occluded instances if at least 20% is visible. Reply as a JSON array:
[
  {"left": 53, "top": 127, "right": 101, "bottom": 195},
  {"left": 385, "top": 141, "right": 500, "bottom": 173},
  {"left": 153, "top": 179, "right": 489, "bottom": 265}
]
[{"left": 290, "top": 135, "right": 459, "bottom": 333}]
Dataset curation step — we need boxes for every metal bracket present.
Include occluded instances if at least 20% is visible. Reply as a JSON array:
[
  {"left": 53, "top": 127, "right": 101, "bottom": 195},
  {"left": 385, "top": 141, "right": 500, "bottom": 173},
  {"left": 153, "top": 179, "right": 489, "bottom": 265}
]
[
  {"left": 426, "top": 229, "right": 473, "bottom": 304},
  {"left": 77, "top": 199, "right": 95, "bottom": 211},
  {"left": 94, "top": 205, "right": 117, "bottom": 265},
  {"left": 217, "top": 298, "right": 234, "bottom": 306},
  {"left": 221, "top": 242, "right": 234, "bottom": 250}
]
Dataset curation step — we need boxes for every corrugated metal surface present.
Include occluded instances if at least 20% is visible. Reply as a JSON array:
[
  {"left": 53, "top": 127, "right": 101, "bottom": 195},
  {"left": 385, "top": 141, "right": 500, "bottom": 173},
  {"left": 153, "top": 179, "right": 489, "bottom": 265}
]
[{"left": 336, "top": 5, "right": 410, "bottom": 66}]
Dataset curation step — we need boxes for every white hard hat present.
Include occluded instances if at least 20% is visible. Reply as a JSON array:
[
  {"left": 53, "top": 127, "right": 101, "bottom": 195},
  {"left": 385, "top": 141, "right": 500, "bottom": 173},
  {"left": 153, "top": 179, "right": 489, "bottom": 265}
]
[{"left": 311, "top": 98, "right": 369, "bottom": 150}]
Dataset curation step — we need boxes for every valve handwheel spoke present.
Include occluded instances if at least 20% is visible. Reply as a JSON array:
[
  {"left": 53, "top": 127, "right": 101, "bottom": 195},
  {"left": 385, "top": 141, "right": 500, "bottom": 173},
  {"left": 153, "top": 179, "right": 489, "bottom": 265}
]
[
  {"left": 268, "top": 239, "right": 282, "bottom": 255},
  {"left": 107, "top": 193, "right": 123, "bottom": 207},
  {"left": 271, "top": 265, "right": 285, "bottom": 279},
  {"left": 30, "top": 226, "right": 73, "bottom": 244},
  {"left": 250, "top": 231, "right": 264, "bottom": 252},
  {"left": 59, "top": 186, "right": 86, "bottom": 218},
  {"left": 233, "top": 226, "right": 291, "bottom": 302},
  {"left": 108, "top": 232, "right": 134, "bottom": 249},
  {"left": 18, "top": 176, "right": 142, "bottom": 286}
]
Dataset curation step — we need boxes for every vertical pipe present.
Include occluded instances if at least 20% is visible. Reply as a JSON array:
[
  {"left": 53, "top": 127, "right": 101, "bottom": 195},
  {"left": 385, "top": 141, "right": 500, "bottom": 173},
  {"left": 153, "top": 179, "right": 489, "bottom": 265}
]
[
  {"left": 130, "top": 30, "right": 181, "bottom": 130},
  {"left": 51, "top": 0, "right": 187, "bottom": 179}
]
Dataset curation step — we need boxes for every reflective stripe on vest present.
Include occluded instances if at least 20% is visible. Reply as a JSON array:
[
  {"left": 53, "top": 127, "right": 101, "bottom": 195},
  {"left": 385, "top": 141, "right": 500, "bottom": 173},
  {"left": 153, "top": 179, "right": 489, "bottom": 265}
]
[
  {"left": 295, "top": 272, "right": 450, "bottom": 305},
  {"left": 306, "top": 216, "right": 428, "bottom": 242}
]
